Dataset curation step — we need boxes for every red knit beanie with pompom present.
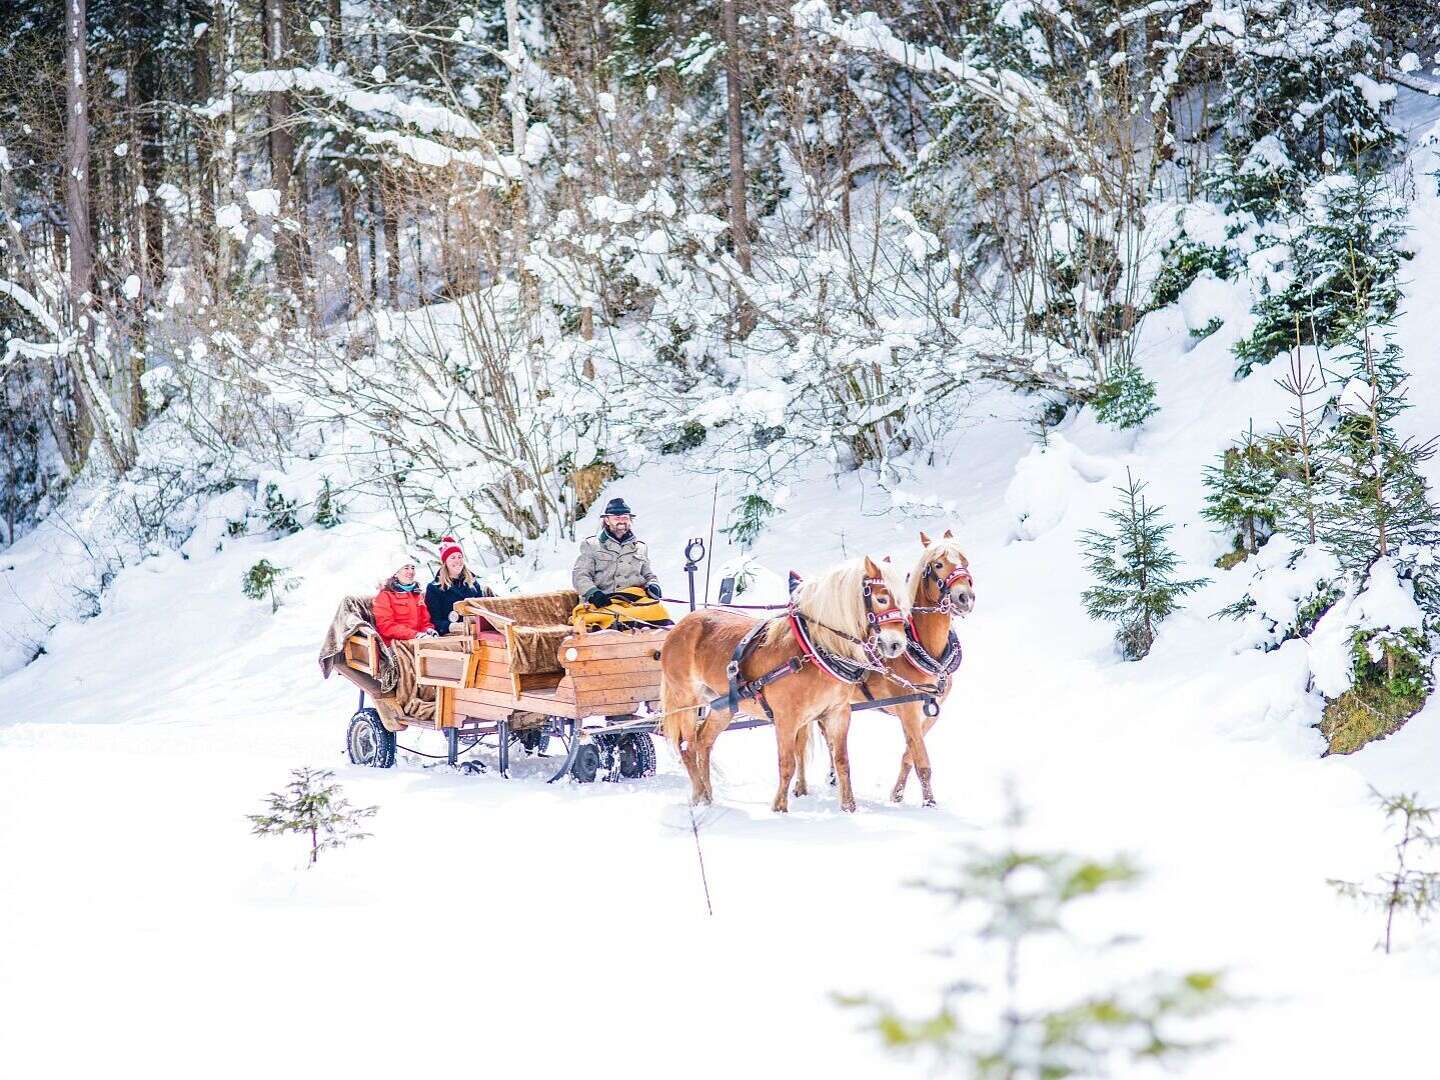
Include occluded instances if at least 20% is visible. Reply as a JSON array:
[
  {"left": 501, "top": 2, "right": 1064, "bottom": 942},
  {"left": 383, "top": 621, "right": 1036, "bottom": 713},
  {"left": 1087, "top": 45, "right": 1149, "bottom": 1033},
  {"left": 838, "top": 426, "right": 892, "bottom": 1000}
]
[{"left": 438, "top": 536, "right": 463, "bottom": 564}]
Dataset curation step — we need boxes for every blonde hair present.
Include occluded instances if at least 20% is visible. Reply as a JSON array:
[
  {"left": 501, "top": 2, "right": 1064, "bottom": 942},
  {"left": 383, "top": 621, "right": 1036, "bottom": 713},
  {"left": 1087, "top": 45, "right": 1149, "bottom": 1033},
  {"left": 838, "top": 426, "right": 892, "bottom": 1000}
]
[
  {"left": 766, "top": 556, "right": 910, "bottom": 661},
  {"left": 437, "top": 561, "right": 477, "bottom": 590}
]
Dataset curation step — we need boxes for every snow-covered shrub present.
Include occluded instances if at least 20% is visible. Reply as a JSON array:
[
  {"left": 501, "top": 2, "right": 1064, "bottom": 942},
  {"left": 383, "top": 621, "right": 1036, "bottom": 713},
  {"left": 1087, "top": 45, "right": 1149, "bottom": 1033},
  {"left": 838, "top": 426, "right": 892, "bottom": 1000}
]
[
  {"left": 1150, "top": 235, "right": 1234, "bottom": 312},
  {"left": 722, "top": 492, "right": 782, "bottom": 550},
  {"left": 312, "top": 477, "right": 344, "bottom": 529},
  {"left": 1090, "top": 362, "right": 1157, "bottom": 431},
  {"left": 1321, "top": 627, "right": 1431, "bottom": 755},
  {"left": 261, "top": 483, "right": 302, "bottom": 535}
]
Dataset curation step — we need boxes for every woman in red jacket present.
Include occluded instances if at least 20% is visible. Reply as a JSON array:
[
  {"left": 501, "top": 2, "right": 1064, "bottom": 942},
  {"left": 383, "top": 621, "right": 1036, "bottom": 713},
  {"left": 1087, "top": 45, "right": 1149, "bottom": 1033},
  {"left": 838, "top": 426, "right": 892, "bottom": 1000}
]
[{"left": 373, "top": 554, "right": 438, "bottom": 645}]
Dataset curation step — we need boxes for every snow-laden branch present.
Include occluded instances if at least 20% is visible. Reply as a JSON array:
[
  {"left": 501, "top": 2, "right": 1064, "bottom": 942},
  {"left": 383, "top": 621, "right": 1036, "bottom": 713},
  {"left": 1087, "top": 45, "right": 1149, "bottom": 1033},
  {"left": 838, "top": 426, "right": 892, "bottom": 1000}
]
[
  {"left": 0, "top": 279, "right": 62, "bottom": 337},
  {"left": 2, "top": 333, "right": 75, "bottom": 367},
  {"left": 792, "top": 1, "right": 1071, "bottom": 144},
  {"left": 235, "top": 67, "right": 525, "bottom": 180},
  {"left": 238, "top": 68, "right": 485, "bottom": 140}
]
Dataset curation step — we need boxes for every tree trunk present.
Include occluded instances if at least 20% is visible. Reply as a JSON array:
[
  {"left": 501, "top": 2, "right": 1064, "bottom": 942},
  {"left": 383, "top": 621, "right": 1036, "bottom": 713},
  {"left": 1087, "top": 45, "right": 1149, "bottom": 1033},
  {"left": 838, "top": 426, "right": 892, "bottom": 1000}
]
[
  {"left": 265, "top": 0, "right": 298, "bottom": 309},
  {"left": 721, "top": 0, "right": 755, "bottom": 335},
  {"left": 191, "top": 2, "right": 217, "bottom": 292},
  {"left": 64, "top": 0, "right": 96, "bottom": 468}
]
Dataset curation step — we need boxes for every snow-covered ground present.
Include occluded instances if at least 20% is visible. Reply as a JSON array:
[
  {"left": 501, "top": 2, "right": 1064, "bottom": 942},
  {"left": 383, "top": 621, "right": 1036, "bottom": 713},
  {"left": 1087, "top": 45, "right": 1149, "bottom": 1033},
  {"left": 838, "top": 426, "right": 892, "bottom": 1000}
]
[{"left": 7, "top": 91, "right": 1440, "bottom": 1080}]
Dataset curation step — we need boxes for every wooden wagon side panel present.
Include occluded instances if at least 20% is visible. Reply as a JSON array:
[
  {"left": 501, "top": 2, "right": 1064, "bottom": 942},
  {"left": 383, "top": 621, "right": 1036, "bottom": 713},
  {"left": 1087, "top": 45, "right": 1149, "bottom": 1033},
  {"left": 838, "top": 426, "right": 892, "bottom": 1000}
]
[{"left": 559, "top": 630, "right": 665, "bottom": 713}]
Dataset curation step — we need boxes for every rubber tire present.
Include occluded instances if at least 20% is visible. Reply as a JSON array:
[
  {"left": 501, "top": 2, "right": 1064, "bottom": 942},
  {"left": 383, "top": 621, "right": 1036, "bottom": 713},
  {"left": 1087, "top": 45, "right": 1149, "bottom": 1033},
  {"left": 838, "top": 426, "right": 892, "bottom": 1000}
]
[
  {"left": 616, "top": 733, "right": 657, "bottom": 779},
  {"left": 571, "top": 743, "right": 601, "bottom": 784},
  {"left": 347, "top": 708, "right": 396, "bottom": 768}
]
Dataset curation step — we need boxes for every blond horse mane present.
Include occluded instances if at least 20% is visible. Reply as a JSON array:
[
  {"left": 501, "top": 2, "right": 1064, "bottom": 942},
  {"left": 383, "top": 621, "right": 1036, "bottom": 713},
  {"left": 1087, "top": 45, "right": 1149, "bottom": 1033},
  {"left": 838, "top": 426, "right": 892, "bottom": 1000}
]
[
  {"left": 909, "top": 537, "right": 970, "bottom": 604},
  {"left": 764, "top": 556, "right": 911, "bottom": 662}
]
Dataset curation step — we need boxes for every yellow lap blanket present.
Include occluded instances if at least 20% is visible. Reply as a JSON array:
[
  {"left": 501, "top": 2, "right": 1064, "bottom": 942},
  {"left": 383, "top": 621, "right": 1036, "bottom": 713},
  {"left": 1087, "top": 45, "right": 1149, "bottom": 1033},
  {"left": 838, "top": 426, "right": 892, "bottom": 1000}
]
[{"left": 571, "top": 587, "right": 673, "bottom": 632}]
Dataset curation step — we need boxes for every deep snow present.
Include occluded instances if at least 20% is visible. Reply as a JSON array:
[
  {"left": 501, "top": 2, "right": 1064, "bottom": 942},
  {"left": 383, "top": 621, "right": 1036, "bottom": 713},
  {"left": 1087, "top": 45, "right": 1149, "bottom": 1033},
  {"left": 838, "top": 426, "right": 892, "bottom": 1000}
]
[{"left": 6, "top": 89, "right": 1440, "bottom": 1080}]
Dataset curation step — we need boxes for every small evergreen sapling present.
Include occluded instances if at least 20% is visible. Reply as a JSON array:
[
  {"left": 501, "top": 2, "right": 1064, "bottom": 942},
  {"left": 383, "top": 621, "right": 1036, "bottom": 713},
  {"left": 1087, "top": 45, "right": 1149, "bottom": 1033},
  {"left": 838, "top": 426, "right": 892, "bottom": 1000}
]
[
  {"left": 1081, "top": 471, "right": 1208, "bottom": 659},
  {"left": 1330, "top": 789, "right": 1440, "bottom": 954},
  {"left": 1316, "top": 326, "right": 1439, "bottom": 574},
  {"left": 838, "top": 795, "right": 1228, "bottom": 1077},
  {"left": 242, "top": 558, "right": 300, "bottom": 613},
  {"left": 1091, "top": 361, "right": 1158, "bottom": 431},
  {"left": 248, "top": 767, "right": 378, "bottom": 867},
  {"left": 1201, "top": 425, "right": 1281, "bottom": 562},
  {"left": 312, "top": 477, "right": 344, "bottom": 528}
]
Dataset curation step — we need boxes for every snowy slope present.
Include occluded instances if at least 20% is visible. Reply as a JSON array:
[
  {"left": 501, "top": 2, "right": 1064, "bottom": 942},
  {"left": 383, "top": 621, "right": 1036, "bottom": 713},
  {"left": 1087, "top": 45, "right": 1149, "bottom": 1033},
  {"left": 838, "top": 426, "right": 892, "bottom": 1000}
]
[{"left": 7, "top": 92, "right": 1440, "bottom": 1080}]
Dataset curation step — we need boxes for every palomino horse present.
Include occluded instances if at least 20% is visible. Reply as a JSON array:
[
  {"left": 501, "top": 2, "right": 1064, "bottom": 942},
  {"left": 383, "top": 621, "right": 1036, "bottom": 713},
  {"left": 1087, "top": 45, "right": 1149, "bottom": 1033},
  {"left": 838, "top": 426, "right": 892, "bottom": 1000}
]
[
  {"left": 659, "top": 556, "right": 910, "bottom": 813},
  {"left": 797, "top": 532, "right": 974, "bottom": 807}
]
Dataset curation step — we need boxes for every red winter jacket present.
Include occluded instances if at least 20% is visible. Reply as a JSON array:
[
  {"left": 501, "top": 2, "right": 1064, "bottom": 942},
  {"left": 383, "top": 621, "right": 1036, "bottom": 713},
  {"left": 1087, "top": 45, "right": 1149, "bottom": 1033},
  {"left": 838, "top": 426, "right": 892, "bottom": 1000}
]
[{"left": 373, "top": 586, "right": 434, "bottom": 644}]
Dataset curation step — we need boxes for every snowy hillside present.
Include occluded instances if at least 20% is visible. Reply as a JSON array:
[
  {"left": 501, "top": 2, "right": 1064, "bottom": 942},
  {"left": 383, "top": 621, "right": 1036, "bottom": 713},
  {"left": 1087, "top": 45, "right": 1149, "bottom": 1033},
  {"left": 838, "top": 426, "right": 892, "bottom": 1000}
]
[{"left": 8, "top": 2, "right": 1440, "bottom": 1077}]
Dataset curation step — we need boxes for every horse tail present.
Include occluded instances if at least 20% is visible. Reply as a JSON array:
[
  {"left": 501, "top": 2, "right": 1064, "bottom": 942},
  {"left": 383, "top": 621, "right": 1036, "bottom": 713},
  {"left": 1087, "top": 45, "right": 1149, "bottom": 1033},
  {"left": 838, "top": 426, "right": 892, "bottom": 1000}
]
[{"left": 659, "top": 673, "right": 691, "bottom": 753}]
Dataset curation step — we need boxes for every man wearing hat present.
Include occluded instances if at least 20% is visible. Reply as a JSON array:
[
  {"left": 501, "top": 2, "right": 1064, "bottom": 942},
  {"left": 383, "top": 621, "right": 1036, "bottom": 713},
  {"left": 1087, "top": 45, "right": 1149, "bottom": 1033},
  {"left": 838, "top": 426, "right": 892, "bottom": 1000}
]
[{"left": 572, "top": 497, "right": 663, "bottom": 609}]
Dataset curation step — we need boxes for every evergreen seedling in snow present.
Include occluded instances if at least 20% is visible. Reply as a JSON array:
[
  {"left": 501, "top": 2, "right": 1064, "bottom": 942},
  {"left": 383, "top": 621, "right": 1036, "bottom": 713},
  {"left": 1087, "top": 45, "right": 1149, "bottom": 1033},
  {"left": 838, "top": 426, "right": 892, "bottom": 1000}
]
[
  {"left": 242, "top": 558, "right": 299, "bottom": 613},
  {"left": 249, "top": 767, "right": 377, "bottom": 867},
  {"left": 1330, "top": 789, "right": 1440, "bottom": 954},
  {"left": 838, "top": 795, "right": 1227, "bottom": 1076},
  {"left": 312, "top": 477, "right": 344, "bottom": 528},
  {"left": 1202, "top": 425, "right": 1280, "bottom": 561},
  {"left": 1091, "top": 361, "right": 1158, "bottom": 430},
  {"left": 1081, "top": 471, "right": 1207, "bottom": 660}
]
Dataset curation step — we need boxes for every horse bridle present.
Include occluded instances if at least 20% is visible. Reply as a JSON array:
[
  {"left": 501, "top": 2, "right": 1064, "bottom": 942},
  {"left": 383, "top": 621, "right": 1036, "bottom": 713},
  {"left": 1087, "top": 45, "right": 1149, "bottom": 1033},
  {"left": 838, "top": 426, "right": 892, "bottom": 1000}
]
[{"left": 913, "top": 561, "right": 973, "bottom": 616}]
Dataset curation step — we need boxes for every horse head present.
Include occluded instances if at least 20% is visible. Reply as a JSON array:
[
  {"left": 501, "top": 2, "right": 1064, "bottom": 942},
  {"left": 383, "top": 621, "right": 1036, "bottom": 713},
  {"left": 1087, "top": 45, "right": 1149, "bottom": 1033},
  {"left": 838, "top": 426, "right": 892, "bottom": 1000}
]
[
  {"left": 916, "top": 529, "right": 975, "bottom": 617},
  {"left": 862, "top": 556, "right": 909, "bottom": 659}
]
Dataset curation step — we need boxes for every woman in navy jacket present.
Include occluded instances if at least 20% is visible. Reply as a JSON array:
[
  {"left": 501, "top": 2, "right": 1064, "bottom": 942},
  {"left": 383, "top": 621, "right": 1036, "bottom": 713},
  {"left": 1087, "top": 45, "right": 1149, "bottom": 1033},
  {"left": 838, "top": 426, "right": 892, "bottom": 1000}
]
[{"left": 425, "top": 536, "right": 493, "bottom": 632}]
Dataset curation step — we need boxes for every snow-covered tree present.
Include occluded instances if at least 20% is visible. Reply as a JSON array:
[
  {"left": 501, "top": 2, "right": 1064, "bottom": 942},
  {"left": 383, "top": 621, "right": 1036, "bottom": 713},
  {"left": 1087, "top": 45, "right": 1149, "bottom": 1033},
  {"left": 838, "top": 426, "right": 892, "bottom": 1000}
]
[
  {"left": 1234, "top": 170, "right": 1408, "bottom": 376},
  {"left": 1202, "top": 426, "right": 1281, "bottom": 561},
  {"left": 1091, "top": 361, "right": 1158, "bottom": 431},
  {"left": 1316, "top": 327, "right": 1439, "bottom": 575},
  {"left": 1211, "top": 0, "right": 1399, "bottom": 220},
  {"left": 1081, "top": 471, "right": 1207, "bottom": 660}
]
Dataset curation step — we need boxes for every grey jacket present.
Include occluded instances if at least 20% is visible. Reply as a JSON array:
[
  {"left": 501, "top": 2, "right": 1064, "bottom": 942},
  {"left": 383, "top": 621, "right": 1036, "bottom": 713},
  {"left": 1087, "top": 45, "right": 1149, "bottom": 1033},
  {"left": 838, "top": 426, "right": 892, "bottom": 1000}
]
[{"left": 572, "top": 530, "right": 659, "bottom": 596}]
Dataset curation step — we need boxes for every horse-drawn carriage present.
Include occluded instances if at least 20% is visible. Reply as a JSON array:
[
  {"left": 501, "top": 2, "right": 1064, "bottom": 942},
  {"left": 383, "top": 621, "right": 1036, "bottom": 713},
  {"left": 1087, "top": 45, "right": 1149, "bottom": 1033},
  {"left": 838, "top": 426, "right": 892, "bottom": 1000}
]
[
  {"left": 327, "top": 589, "right": 663, "bottom": 783},
  {"left": 322, "top": 533, "right": 975, "bottom": 809}
]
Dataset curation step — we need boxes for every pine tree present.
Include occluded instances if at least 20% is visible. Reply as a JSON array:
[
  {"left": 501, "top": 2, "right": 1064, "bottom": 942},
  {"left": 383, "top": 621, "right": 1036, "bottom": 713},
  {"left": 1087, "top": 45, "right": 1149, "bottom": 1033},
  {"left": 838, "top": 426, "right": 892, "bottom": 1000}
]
[
  {"left": 1091, "top": 360, "right": 1158, "bottom": 431},
  {"left": 1202, "top": 425, "right": 1280, "bottom": 559},
  {"left": 1211, "top": 0, "right": 1398, "bottom": 220},
  {"left": 1330, "top": 789, "right": 1440, "bottom": 953},
  {"left": 249, "top": 767, "right": 377, "bottom": 867},
  {"left": 1081, "top": 470, "right": 1208, "bottom": 660},
  {"left": 1316, "top": 325, "right": 1439, "bottom": 574},
  {"left": 1271, "top": 352, "right": 1327, "bottom": 546},
  {"left": 242, "top": 558, "right": 299, "bottom": 613},
  {"left": 839, "top": 794, "right": 1228, "bottom": 1075},
  {"left": 1234, "top": 171, "right": 1408, "bottom": 375}
]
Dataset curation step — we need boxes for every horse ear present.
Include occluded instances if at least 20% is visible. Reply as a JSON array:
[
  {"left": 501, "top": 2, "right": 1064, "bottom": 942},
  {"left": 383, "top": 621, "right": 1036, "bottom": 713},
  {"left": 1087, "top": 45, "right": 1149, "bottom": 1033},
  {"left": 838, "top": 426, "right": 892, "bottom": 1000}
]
[
  {"left": 919, "top": 530, "right": 931, "bottom": 546},
  {"left": 863, "top": 556, "right": 882, "bottom": 577},
  {"left": 882, "top": 555, "right": 891, "bottom": 564},
  {"left": 943, "top": 528, "right": 953, "bottom": 539}
]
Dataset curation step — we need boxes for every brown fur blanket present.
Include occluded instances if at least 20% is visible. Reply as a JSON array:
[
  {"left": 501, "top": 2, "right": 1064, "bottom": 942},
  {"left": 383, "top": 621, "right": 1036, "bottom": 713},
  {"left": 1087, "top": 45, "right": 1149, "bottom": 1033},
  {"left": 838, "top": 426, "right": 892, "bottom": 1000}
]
[
  {"left": 458, "top": 590, "right": 579, "bottom": 674},
  {"left": 319, "top": 595, "right": 400, "bottom": 694}
]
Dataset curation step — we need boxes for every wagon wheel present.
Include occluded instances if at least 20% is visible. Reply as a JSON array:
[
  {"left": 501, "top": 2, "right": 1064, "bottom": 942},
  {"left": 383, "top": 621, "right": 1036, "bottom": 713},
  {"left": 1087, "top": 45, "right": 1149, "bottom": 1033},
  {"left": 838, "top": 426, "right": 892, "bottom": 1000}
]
[
  {"left": 347, "top": 708, "right": 396, "bottom": 769},
  {"left": 570, "top": 742, "right": 601, "bottom": 784},
  {"left": 615, "top": 732, "right": 657, "bottom": 779}
]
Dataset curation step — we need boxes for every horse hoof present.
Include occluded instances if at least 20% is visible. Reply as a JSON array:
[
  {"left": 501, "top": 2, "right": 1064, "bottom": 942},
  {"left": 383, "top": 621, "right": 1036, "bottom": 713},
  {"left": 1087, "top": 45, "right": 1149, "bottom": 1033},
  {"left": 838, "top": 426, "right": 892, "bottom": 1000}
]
[
  {"left": 890, "top": 790, "right": 905, "bottom": 804},
  {"left": 841, "top": 801, "right": 857, "bottom": 813},
  {"left": 923, "top": 798, "right": 937, "bottom": 808}
]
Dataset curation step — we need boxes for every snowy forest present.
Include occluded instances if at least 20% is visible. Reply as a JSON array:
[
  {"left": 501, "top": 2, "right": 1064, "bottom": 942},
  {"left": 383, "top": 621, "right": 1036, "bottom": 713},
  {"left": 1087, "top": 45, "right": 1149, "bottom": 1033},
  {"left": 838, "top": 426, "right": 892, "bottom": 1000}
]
[{"left": 6, "top": 1, "right": 1440, "bottom": 1076}]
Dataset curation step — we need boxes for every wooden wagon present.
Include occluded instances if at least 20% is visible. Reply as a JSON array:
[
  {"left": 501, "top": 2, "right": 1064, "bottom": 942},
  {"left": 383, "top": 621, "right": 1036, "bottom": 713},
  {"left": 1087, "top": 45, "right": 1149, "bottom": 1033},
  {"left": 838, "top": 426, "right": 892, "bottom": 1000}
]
[{"left": 331, "top": 589, "right": 666, "bottom": 783}]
